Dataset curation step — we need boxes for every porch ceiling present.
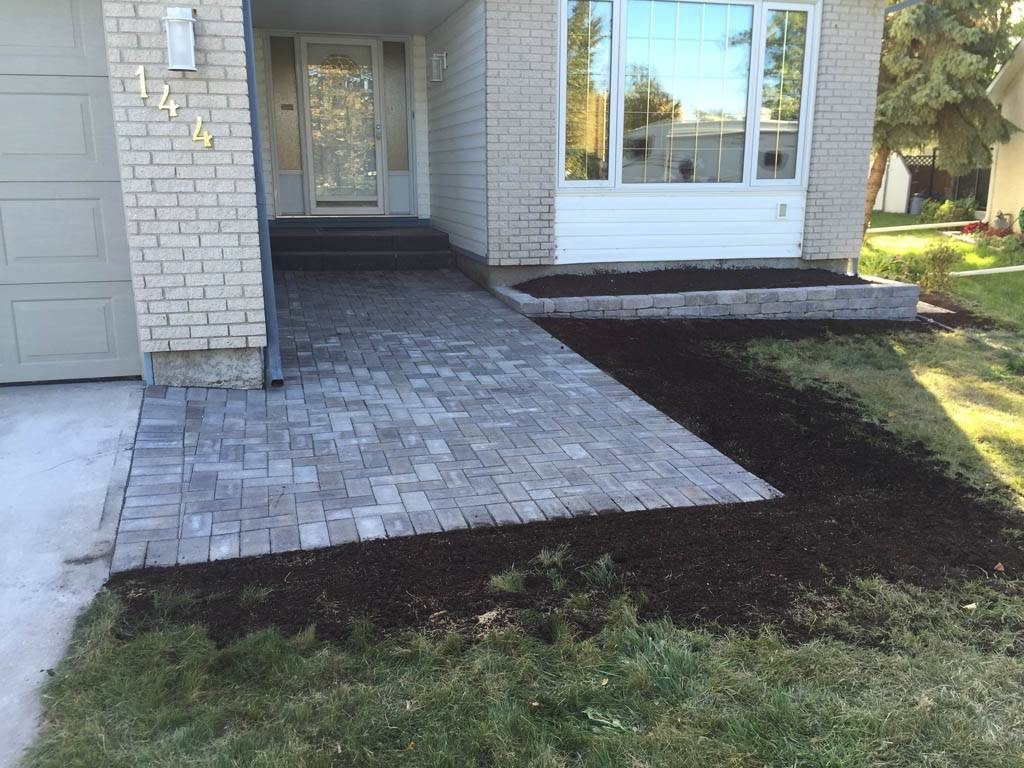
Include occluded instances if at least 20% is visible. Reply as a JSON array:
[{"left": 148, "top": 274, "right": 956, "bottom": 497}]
[{"left": 252, "top": 0, "right": 468, "bottom": 35}]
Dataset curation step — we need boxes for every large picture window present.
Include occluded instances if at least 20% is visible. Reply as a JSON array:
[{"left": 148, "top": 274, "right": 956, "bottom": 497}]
[
  {"left": 559, "top": 0, "right": 815, "bottom": 188},
  {"left": 623, "top": 1, "right": 752, "bottom": 183}
]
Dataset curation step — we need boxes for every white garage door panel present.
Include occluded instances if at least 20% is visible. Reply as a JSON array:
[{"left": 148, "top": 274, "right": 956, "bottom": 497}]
[
  {"left": 0, "top": 182, "right": 130, "bottom": 284},
  {"left": 0, "top": 0, "right": 109, "bottom": 76},
  {"left": 0, "top": 76, "right": 119, "bottom": 182},
  {"left": 0, "top": 282, "right": 140, "bottom": 382},
  {"left": 0, "top": 0, "right": 141, "bottom": 383}
]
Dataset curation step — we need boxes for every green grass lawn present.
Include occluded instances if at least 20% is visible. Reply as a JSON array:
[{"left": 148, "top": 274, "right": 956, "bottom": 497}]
[
  {"left": 21, "top": 231, "right": 1024, "bottom": 767},
  {"left": 862, "top": 226, "right": 1024, "bottom": 329},
  {"left": 862, "top": 230, "right": 1016, "bottom": 273},
  {"left": 747, "top": 328, "right": 1024, "bottom": 512},
  {"left": 951, "top": 271, "right": 1024, "bottom": 330},
  {"left": 867, "top": 211, "right": 923, "bottom": 229},
  {"left": 26, "top": 579, "right": 1024, "bottom": 768}
]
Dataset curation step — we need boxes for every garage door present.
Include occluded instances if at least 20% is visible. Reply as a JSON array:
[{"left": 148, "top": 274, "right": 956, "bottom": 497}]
[{"left": 0, "top": 0, "right": 140, "bottom": 383}]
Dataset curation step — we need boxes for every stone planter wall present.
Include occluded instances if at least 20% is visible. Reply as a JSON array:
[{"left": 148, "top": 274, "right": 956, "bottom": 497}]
[{"left": 492, "top": 278, "right": 920, "bottom": 321}]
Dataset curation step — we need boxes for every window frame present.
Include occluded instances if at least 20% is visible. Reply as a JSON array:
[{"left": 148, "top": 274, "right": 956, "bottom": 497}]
[
  {"left": 749, "top": 1, "right": 818, "bottom": 188},
  {"left": 558, "top": 0, "right": 619, "bottom": 188},
  {"left": 556, "top": 0, "right": 820, "bottom": 192}
]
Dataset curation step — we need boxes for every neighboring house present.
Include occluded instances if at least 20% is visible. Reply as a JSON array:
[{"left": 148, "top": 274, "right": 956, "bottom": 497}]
[
  {"left": 987, "top": 40, "right": 1024, "bottom": 230},
  {"left": 0, "top": 0, "right": 885, "bottom": 388}
]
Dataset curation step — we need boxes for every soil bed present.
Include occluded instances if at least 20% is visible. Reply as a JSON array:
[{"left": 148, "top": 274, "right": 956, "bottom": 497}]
[
  {"left": 108, "top": 319, "right": 1019, "bottom": 646},
  {"left": 919, "top": 291, "right": 999, "bottom": 329},
  {"left": 514, "top": 267, "right": 868, "bottom": 298}
]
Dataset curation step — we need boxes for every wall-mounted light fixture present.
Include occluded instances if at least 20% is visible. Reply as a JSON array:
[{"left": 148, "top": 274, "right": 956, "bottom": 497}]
[
  {"left": 430, "top": 52, "right": 447, "bottom": 83},
  {"left": 163, "top": 7, "right": 197, "bottom": 71}
]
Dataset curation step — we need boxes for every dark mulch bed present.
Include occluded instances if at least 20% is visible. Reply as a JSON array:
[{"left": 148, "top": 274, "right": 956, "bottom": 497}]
[
  {"left": 919, "top": 291, "right": 999, "bottom": 329},
  {"left": 514, "top": 267, "right": 868, "bottom": 298},
  {"left": 108, "top": 319, "right": 1019, "bottom": 646}
]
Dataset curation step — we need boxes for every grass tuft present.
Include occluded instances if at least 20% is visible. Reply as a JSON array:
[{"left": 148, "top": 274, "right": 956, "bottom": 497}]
[
  {"left": 532, "top": 545, "right": 570, "bottom": 571},
  {"left": 580, "top": 554, "right": 618, "bottom": 589},
  {"left": 488, "top": 567, "right": 527, "bottom": 594},
  {"left": 239, "top": 583, "right": 273, "bottom": 608}
]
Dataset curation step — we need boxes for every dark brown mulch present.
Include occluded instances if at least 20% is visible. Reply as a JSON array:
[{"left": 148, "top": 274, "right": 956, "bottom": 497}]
[
  {"left": 107, "top": 319, "right": 1019, "bottom": 646},
  {"left": 514, "top": 267, "right": 868, "bottom": 298},
  {"left": 919, "top": 292, "right": 999, "bottom": 329}
]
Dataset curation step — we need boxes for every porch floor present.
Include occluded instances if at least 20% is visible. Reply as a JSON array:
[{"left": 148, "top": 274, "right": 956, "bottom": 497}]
[{"left": 111, "top": 270, "right": 779, "bottom": 571}]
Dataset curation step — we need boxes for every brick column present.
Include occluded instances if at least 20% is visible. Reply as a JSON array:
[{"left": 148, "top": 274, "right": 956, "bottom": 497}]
[
  {"left": 102, "top": 0, "right": 266, "bottom": 388},
  {"left": 802, "top": 0, "right": 886, "bottom": 263},
  {"left": 484, "top": 0, "right": 559, "bottom": 266}
]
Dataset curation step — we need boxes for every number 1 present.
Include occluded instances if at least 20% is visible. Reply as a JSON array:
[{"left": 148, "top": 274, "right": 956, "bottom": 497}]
[{"left": 135, "top": 65, "right": 148, "bottom": 100}]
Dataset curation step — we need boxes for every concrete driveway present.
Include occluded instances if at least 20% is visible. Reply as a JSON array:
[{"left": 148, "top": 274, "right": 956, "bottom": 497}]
[{"left": 0, "top": 381, "right": 142, "bottom": 767}]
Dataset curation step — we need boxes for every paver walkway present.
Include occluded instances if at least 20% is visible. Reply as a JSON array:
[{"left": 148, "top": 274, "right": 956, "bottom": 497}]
[{"left": 112, "top": 270, "right": 779, "bottom": 571}]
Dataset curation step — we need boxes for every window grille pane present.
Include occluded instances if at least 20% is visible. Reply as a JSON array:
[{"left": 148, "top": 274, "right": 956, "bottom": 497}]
[
  {"left": 564, "top": 0, "right": 613, "bottom": 181},
  {"left": 622, "top": 1, "right": 753, "bottom": 184},
  {"left": 757, "top": 9, "right": 808, "bottom": 180}
]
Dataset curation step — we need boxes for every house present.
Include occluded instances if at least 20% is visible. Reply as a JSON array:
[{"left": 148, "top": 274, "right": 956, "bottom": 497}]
[
  {"left": 0, "top": 0, "right": 885, "bottom": 389},
  {"left": 987, "top": 40, "right": 1024, "bottom": 230}
]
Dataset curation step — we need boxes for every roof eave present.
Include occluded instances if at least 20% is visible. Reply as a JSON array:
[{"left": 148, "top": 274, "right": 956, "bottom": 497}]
[{"left": 990, "top": 41, "right": 1024, "bottom": 101}]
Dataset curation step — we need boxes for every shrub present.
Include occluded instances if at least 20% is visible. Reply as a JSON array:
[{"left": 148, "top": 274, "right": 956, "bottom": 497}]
[
  {"left": 962, "top": 221, "right": 986, "bottom": 235},
  {"left": 920, "top": 196, "right": 976, "bottom": 224},
  {"left": 923, "top": 244, "right": 960, "bottom": 291},
  {"left": 869, "top": 243, "right": 959, "bottom": 293}
]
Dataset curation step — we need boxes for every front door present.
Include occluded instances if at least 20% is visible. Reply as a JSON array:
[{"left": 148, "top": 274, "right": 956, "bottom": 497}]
[{"left": 300, "top": 37, "right": 383, "bottom": 214}]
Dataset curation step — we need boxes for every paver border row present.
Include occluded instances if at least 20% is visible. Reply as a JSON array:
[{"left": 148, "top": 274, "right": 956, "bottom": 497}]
[{"left": 492, "top": 276, "right": 920, "bottom": 321}]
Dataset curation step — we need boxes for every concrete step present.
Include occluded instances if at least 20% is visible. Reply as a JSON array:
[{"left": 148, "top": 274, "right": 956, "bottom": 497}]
[{"left": 269, "top": 225, "right": 453, "bottom": 271}]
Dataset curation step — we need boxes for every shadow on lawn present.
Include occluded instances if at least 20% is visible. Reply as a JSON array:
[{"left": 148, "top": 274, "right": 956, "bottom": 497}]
[{"left": 107, "top": 320, "right": 1021, "bottom": 646}]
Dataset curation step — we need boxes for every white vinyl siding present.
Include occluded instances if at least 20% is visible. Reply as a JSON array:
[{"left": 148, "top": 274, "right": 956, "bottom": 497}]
[
  {"left": 555, "top": 189, "right": 805, "bottom": 263},
  {"left": 427, "top": 0, "right": 487, "bottom": 257}
]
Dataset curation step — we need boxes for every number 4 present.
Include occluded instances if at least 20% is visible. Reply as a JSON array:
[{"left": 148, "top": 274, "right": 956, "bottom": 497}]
[
  {"left": 158, "top": 84, "right": 179, "bottom": 118},
  {"left": 192, "top": 116, "right": 213, "bottom": 148}
]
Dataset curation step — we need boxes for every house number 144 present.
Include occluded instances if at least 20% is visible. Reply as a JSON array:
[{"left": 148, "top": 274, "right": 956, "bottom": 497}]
[{"left": 134, "top": 65, "right": 214, "bottom": 149}]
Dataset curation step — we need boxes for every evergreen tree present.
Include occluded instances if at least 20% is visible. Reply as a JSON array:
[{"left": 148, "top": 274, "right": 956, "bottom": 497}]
[{"left": 865, "top": 0, "right": 1020, "bottom": 232}]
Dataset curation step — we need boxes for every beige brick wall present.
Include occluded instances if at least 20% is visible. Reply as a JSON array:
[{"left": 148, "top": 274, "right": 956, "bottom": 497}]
[
  {"left": 484, "top": 0, "right": 558, "bottom": 266},
  {"left": 802, "top": 0, "right": 885, "bottom": 262},
  {"left": 101, "top": 0, "right": 267, "bottom": 356}
]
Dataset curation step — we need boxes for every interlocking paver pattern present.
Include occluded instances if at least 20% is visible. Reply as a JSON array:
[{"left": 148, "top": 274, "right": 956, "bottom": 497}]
[{"left": 112, "top": 270, "right": 779, "bottom": 571}]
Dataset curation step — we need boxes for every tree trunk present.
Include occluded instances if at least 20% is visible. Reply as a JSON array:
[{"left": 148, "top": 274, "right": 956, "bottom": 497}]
[{"left": 864, "top": 147, "right": 891, "bottom": 235}]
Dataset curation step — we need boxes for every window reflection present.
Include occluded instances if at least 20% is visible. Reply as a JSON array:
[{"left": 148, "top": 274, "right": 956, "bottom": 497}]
[
  {"left": 622, "top": 0, "right": 753, "bottom": 184},
  {"left": 565, "top": 0, "right": 613, "bottom": 181},
  {"left": 757, "top": 9, "right": 807, "bottom": 180}
]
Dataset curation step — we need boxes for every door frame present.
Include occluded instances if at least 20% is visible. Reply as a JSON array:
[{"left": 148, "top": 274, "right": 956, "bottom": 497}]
[
  {"left": 263, "top": 31, "right": 420, "bottom": 218},
  {"left": 298, "top": 35, "right": 386, "bottom": 215}
]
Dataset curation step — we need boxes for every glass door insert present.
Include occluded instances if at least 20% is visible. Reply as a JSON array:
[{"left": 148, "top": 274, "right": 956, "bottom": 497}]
[{"left": 301, "top": 38, "right": 383, "bottom": 213}]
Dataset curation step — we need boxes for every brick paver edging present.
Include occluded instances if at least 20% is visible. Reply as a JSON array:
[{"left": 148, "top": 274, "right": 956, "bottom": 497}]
[{"left": 492, "top": 276, "right": 920, "bottom": 321}]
